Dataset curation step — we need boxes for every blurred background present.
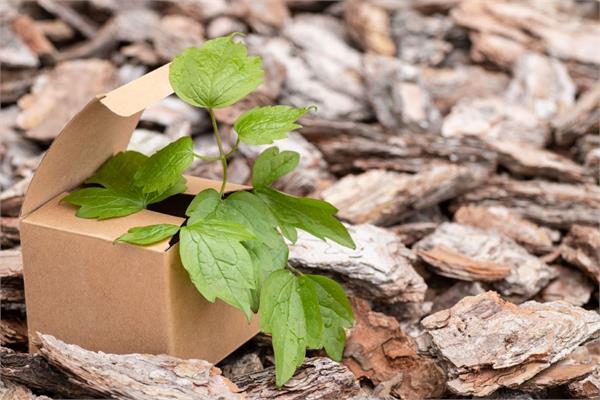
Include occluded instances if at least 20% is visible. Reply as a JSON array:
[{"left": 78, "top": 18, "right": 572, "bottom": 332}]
[{"left": 1, "top": 0, "right": 600, "bottom": 398}]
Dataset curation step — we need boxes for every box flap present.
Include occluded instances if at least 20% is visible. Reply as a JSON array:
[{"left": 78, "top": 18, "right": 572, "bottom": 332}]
[
  {"left": 21, "top": 63, "right": 174, "bottom": 217},
  {"left": 100, "top": 64, "right": 173, "bottom": 117}
]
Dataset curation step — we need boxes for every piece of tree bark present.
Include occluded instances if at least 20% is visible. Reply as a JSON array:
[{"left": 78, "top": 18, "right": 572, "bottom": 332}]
[
  {"left": 560, "top": 225, "right": 600, "bottom": 283},
  {"left": 430, "top": 281, "right": 486, "bottom": 314},
  {"left": 538, "top": 265, "right": 594, "bottom": 306},
  {"left": 391, "top": 9, "right": 452, "bottom": 67},
  {"left": 322, "top": 164, "right": 490, "bottom": 226},
  {"left": 33, "top": 333, "right": 242, "bottom": 399},
  {"left": 420, "top": 65, "right": 509, "bottom": 115},
  {"left": 0, "top": 381, "right": 52, "bottom": 400},
  {"left": 1, "top": 346, "right": 102, "bottom": 399},
  {"left": 0, "top": 319, "right": 27, "bottom": 348},
  {"left": 0, "top": 249, "right": 23, "bottom": 278},
  {"left": 343, "top": 298, "right": 446, "bottom": 399},
  {"left": 553, "top": 83, "right": 600, "bottom": 147},
  {"left": 11, "top": 15, "right": 56, "bottom": 60},
  {"left": 233, "top": 0, "right": 290, "bottom": 35},
  {"left": 152, "top": 15, "right": 204, "bottom": 62},
  {"left": 442, "top": 97, "right": 550, "bottom": 148},
  {"left": 56, "top": 18, "right": 118, "bottom": 62},
  {"left": 34, "top": 19, "right": 74, "bottom": 42},
  {"left": 0, "top": 217, "right": 20, "bottom": 248},
  {"left": 288, "top": 224, "right": 427, "bottom": 303},
  {"left": 415, "top": 223, "right": 556, "bottom": 300},
  {"left": 505, "top": 52, "right": 575, "bottom": 120},
  {"left": 233, "top": 357, "right": 360, "bottom": 399},
  {"left": 567, "top": 340, "right": 600, "bottom": 398},
  {"left": 220, "top": 353, "right": 263, "bottom": 379},
  {"left": 345, "top": 0, "right": 396, "bottom": 56},
  {"left": 454, "top": 205, "right": 559, "bottom": 255},
  {"left": 364, "top": 54, "right": 441, "bottom": 132},
  {"left": 0, "top": 23, "right": 39, "bottom": 68},
  {"left": 390, "top": 222, "right": 439, "bottom": 247},
  {"left": 36, "top": 0, "right": 98, "bottom": 39},
  {"left": 17, "top": 60, "right": 118, "bottom": 141},
  {"left": 455, "top": 175, "right": 600, "bottom": 229},
  {"left": 422, "top": 291, "right": 600, "bottom": 397},
  {"left": 481, "top": 138, "right": 590, "bottom": 183}
]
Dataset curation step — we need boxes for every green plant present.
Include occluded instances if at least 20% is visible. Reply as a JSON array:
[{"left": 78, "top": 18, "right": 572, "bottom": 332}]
[{"left": 64, "top": 34, "right": 355, "bottom": 386}]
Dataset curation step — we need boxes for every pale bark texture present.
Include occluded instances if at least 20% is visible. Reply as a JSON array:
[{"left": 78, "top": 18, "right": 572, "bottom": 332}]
[
  {"left": 422, "top": 291, "right": 600, "bottom": 397},
  {"left": 560, "top": 225, "right": 600, "bottom": 283},
  {"left": 289, "top": 224, "right": 427, "bottom": 303}
]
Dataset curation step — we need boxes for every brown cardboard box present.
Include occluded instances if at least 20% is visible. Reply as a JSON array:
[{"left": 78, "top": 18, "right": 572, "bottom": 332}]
[{"left": 19, "top": 64, "right": 260, "bottom": 362}]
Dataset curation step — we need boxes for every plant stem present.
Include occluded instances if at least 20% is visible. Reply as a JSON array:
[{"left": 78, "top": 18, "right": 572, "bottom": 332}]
[{"left": 208, "top": 109, "right": 228, "bottom": 197}]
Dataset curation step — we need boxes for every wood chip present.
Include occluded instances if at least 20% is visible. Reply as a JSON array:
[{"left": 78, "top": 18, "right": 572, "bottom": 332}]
[
  {"left": 0, "top": 318, "right": 27, "bottom": 348},
  {"left": 0, "top": 23, "right": 38, "bottom": 68},
  {"left": 454, "top": 205, "right": 558, "bottom": 255},
  {"left": 422, "top": 291, "right": 600, "bottom": 397},
  {"left": 538, "top": 265, "right": 593, "bottom": 307},
  {"left": 415, "top": 223, "right": 556, "bottom": 299},
  {"left": 0, "top": 381, "right": 52, "bottom": 400},
  {"left": 233, "top": 357, "right": 360, "bottom": 399},
  {"left": 234, "top": 0, "right": 290, "bottom": 35},
  {"left": 420, "top": 65, "right": 509, "bottom": 115},
  {"left": 568, "top": 340, "right": 600, "bottom": 398},
  {"left": 553, "top": 83, "right": 600, "bottom": 147},
  {"left": 345, "top": 0, "right": 396, "bottom": 56},
  {"left": 17, "top": 59, "right": 118, "bottom": 141},
  {"left": 343, "top": 298, "right": 446, "bottom": 399},
  {"left": 37, "top": 0, "right": 98, "bottom": 39},
  {"left": 35, "top": 333, "right": 241, "bottom": 399},
  {"left": 114, "top": 8, "right": 160, "bottom": 43},
  {"left": 560, "top": 225, "right": 600, "bottom": 283},
  {"left": 456, "top": 175, "right": 600, "bottom": 229},
  {"left": 0, "top": 249, "right": 22, "bottom": 278},
  {"left": 322, "top": 164, "right": 490, "bottom": 226},
  {"left": 506, "top": 52, "right": 575, "bottom": 120},
  {"left": 11, "top": 15, "right": 56, "bottom": 58},
  {"left": 34, "top": 19, "right": 75, "bottom": 42},
  {"left": 289, "top": 224, "right": 427, "bottom": 303},
  {"left": 364, "top": 54, "right": 441, "bottom": 132},
  {"left": 442, "top": 97, "right": 550, "bottom": 148},
  {"left": 152, "top": 15, "right": 204, "bottom": 62}
]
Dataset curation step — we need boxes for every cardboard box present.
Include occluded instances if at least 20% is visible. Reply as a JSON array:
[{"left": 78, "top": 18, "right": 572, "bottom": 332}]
[{"left": 19, "top": 64, "right": 260, "bottom": 362}]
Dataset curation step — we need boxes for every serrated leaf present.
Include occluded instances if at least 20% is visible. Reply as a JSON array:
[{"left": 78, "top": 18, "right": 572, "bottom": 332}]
[
  {"left": 235, "top": 106, "right": 309, "bottom": 145},
  {"left": 116, "top": 224, "right": 180, "bottom": 245},
  {"left": 222, "top": 191, "right": 281, "bottom": 247},
  {"left": 133, "top": 136, "right": 193, "bottom": 194},
  {"left": 254, "top": 187, "right": 355, "bottom": 249},
  {"left": 180, "top": 220, "right": 256, "bottom": 320},
  {"left": 146, "top": 177, "right": 187, "bottom": 204},
  {"left": 298, "top": 276, "right": 323, "bottom": 349},
  {"left": 305, "top": 274, "right": 353, "bottom": 361},
  {"left": 244, "top": 237, "right": 288, "bottom": 312},
  {"left": 186, "top": 188, "right": 222, "bottom": 225},
  {"left": 252, "top": 147, "right": 300, "bottom": 188},
  {"left": 169, "top": 34, "right": 264, "bottom": 109},
  {"left": 86, "top": 151, "right": 148, "bottom": 191},
  {"left": 62, "top": 187, "right": 146, "bottom": 219},
  {"left": 260, "top": 270, "right": 306, "bottom": 386}
]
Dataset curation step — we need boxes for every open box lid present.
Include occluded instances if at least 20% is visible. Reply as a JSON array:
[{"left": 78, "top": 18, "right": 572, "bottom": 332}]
[{"left": 21, "top": 64, "right": 174, "bottom": 217}]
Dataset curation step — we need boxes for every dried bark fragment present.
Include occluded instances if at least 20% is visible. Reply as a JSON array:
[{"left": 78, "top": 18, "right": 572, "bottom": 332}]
[
  {"left": 221, "top": 353, "right": 263, "bottom": 379},
  {"left": 233, "top": 357, "right": 360, "bottom": 399},
  {"left": 114, "top": 8, "right": 160, "bottom": 43},
  {"left": 420, "top": 65, "right": 509, "bottom": 115},
  {"left": 0, "top": 318, "right": 27, "bottom": 348},
  {"left": 481, "top": 138, "right": 589, "bottom": 183},
  {"left": 560, "top": 225, "right": 600, "bottom": 283},
  {"left": 36, "top": 333, "right": 241, "bottom": 399},
  {"left": 364, "top": 54, "right": 441, "bottom": 133},
  {"left": 520, "top": 340, "right": 599, "bottom": 393},
  {"left": 34, "top": 19, "right": 75, "bottom": 42},
  {"left": 391, "top": 9, "right": 453, "bottom": 66},
  {"left": 345, "top": 0, "right": 396, "bottom": 56},
  {"left": 442, "top": 97, "right": 550, "bottom": 148},
  {"left": 1, "top": 217, "right": 20, "bottom": 248},
  {"left": 288, "top": 224, "right": 427, "bottom": 303},
  {"left": 343, "top": 298, "right": 446, "bottom": 400},
  {"left": 322, "top": 164, "right": 490, "bottom": 226},
  {"left": 152, "top": 15, "right": 204, "bottom": 61},
  {"left": 0, "top": 23, "right": 39, "bottom": 68},
  {"left": 37, "top": 0, "right": 98, "bottom": 39},
  {"left": 506, "top": 53, "right": 575, "bottom": 120},
  {"left": 11, "top": 15, "right": 56, "bottom": 59},
  {"left": 0, "top": 382, "right": 52, "bottom": 400},
  {"left": 415, "top": 223, "right": 556, "bottom": 299},
  {"left": 454, "top": 205, "right": 558, "bottom": 255},
  {"left": 430, "top": 281, "right": 486, "bottom": 314},
  {"left": 207, "top": 16, "right": 248, "bottom": 39},
  {"left": 553, "top": 83, "right": 600, "bottom": 147},
  {"left": 422, "top": 291, "right": 600, "bottom": 397},
  {"left": 390, "top": 222, "right": 439, "bottom": 247},
  {"left": 17, "top": 60, "right": 118, "bottom": 141},
  {"left": 456, "top": 175, "right": 600, "bottom": 229},
  {"left": 539, "top": 265, "right": 593, "bottom": 307},
  {"left": 567, "top": 340, "right": 600, "bottom": 398},
  {"left": 1, "top": 346, "right": 102, "bottom": 399},
  {"left": 0, "top": 249, "right": 23, "bottom": 278},
  {"left": 234, "top": 0, "right": 289, "bottom": 35}
]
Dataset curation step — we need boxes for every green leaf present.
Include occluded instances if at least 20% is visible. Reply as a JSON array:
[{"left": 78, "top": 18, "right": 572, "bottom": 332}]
[
  {"left": 116, "top": 224, "right": 180, "bottom": 245},
  {"left": 254, "top": 187, "right": 355, "bottom": 249},
  {"left": 298, "top": 276, "right": 323, "bottom": 349},
  {"left": 133, "top": 136, "right": 194, "bottom": 194},
  {"left": 186, "top": 188, "right": 222, "bottom": 225},
  {"left": 86, "top": 151, "right": 148, "bottom": 191},
  {"left": 260, "top": 270, "right": 307, "bottom": 386},
  {"left": 146, "top": 177, "right": 187, "bottom": 204},
  {"left": 222, "top": 191, "right": 281, "bottom": 247},
  {"left": 62, "top": 187, "right": 146, "bottom": 220},
  {"left": 179, "top": 219, "right": 256, "bottom": 320},
  {"left": 252, "top": 147, "right": 300, "bottom": 188},
  {"left": 169, "top": 34, "right": 264, "bottom": 109},
  {"left": 234, "top": 106, "right": 309, "bottom": 145},
  {"left": 305, "top": 274, "right": 353, "bottom": 361},
  {"left": 244, "top": 237, "right": 288, "bottom": 312}
]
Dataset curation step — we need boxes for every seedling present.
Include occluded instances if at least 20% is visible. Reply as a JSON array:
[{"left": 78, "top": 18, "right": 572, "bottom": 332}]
[{"left": 64, "top": 34, "right": 355, "bottom": 386}]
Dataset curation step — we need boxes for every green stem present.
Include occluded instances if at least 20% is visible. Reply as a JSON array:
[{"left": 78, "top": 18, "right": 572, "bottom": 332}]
[
  {"left": 193, "top": 152, "right": 221, "bottom": 162},
  {"left": 208, "top": 109, "right": 228, "bottom": 197}
]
